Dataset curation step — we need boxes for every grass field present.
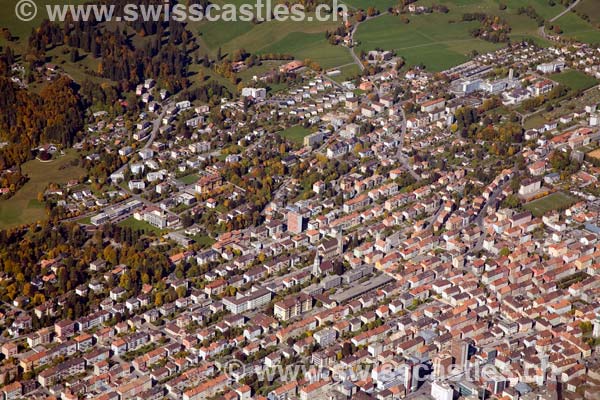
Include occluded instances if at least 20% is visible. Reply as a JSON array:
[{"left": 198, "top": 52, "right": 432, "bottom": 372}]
[
  {"left": 192, "top": 233, "right": 216, "bottom": 248},
  {"left": 179, "top": 173, "right": 201, "bottom": 185},
  {"left": 118, "top": 216, "right": 165, "bottom": 235},
  {"left": 0, "top": 0, "right": 88, "bottom": 45},
  {"left": 236, "top": 60, "right": 286, "bottom": 83},
  {"left": 524, "top": 192, "right": 577, "bottom": 217},
  {"left": 341, "top": 0, "right": 398, "bottom": 10},
  {"left": 0, "top": 150, "right": 85, "bottom": 229},
  {"left": 354, "top": 0, "right": 594, "bottom": 71},
  {"left": 554, "top": 11, "right": 600, "bottom": 44},
  {"left": 279, "top": 125, "right": 311, "bottom": 144},
  {"left": 356, "top": 12, "right": 501, "bottom": 71},
  {"left": 191, "top": 1, "right": 352, "bottom": 70},
  {"left": 550, "top": 70, "right": 599, "bottom": 91},
  {"left": 329, "top": 63, "right": 362, "bottom": 83},
  {"left": 575, "top": 0, "right": 600, "bottom": 25}
]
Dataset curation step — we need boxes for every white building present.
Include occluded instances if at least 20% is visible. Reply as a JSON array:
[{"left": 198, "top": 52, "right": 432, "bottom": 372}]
[
  {"left": 431, "top": 381, "right": 454, "bottom": 400},
  {"left": 241, "top": 87, "right": 267, "bottom": 100}
]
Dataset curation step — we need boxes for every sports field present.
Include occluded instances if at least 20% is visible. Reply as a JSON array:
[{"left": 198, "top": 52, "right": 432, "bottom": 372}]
[
  {"left": 0, "top": 150, "right": 85, "bottom": 229},
  {"left": 279, "top": 125, "right": 312, "bottom": 144},
  {"left": 118, "top": 216, "right": 166, "bottom": 235},
  {"left": 524, "top": 192, "right": 577, "bottom": 217}
]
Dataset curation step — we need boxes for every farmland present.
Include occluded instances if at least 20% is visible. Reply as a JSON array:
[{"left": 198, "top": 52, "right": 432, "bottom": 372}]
[
  {"left": 192, "top": 2, "right": 352, "bottom": 70},
  {"left": 354, "top": 0, "right": 597, "bottom": 71}
]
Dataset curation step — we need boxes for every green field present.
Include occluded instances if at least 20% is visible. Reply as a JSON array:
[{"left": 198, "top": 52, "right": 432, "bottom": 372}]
[
  {"left": 0, "top": 151, "right": 85, "bottom": 229},
  {"left": 329, "top": 63, "right": 362, "bottom": 83},
  {"left": 179, "top": 173, "right": 201, "bottom": 185},
  {"left": 0, "top": 0, "right": 88, "bottom": 45},
  {"left": 118, "top": 216, "right": 165, "bottom": 235},
  {"left": 353, "top": 0, "right": 595, "bottom": 71},
  {"left": 550, "top": 70, "right": 599, "bottom": 91},
  {"left": 575, "top": 0, "right": 600, "bottom": 25},
  {"left": 356, "top": 12, "right": 501, "bottom": 71},
  {"left": 524, "top": 192, "right": 577, "bottom": 217},
  {"left": 554, "top": 11, "right": 600, "bottom": 44},
  {"left": 191, "top": 1, "right": 352, "bottom": 70},
  {"left": 192, "top": 233, "right": 216, "bottom": 248},
  {"left": 279, "top": 125, "right": 312, "bottom": 144},
  {"left": 341, "top": 0, "right": 398, "bottom": 10}
]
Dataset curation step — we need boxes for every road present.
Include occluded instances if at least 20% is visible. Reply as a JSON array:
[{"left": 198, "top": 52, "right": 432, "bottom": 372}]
[
  {"left": 66, "top": 102, "right": 172, "bottom": 225},
  {"left": 344, "top": 12, "right": 388, "bottom": 72},
  {"left": 114, "top": 103, "right": 170, "bottom": 177},
  {"left": 397, "top": 105, "right": 422, "bottom": 182},
  {"left": 538, "top": 0, "right": 581, "bottom": 40},
  {"left": 468, "top": 181, "right": 510, "bottom": 255}
]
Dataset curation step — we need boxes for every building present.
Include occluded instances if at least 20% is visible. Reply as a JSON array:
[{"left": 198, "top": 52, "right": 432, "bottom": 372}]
[
  {"left": 274, "top": 293, "right": 313, "bottom": 321},
  {"left": 183, "top": 374, "right": 228, "bottom": 400},
  {"left": 536, "top": 59, "right": 565, "bottom": 74},
  {"left": 518, "top": 178, "right": 542, "bottom": 197},
  {"left": 241, "top": 87, "right": 267, "bottom": 100},
  {"left": 421, "top": 98, "right": 446, "bottom": 113},
  {"left": 304, "top": 131, "right": 325, "bottom": 147},
  {"left": 195, "top": 174, "right": 223, "bottom": 194},
  {"left": 287, "top": 210, "right": 306, "bottom": 234},
  {"left": 223, "top": 288, "right": 271, "bottom": 314},
  {"left": 433, "top": 352, "right": 453, "bottom": 379},
  {"left": 451, "top": 339, "right": 469, "bottom": 370},
  {"left": 431, "top": 381, "right": 454, "bottom": 400}
]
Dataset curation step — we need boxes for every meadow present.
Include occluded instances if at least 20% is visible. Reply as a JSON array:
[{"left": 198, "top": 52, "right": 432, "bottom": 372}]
[
  {"left": 554, "top": 11, "right": 600, "bottom": 44},
  {"left": 575, "top": 0, "right": 600, "bottom": 26},
  {"left": 550, "top": 70, "right": 599, "bottom": 91},
  {"left": 354, "top": 0, "right": 597, "bottom": 71},
  {"left": 191, "top": 0, "right": 353, "bottom": 70},
  {"left": 0, "top": 150, "right": 85, "bottom": 229}
]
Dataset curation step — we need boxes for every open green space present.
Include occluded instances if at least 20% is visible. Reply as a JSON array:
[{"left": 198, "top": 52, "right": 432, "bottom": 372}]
[
  {"left": 550, "top": 70, "right": 598, "bottom": 91},
  {"left": 353, "top": 0, "right": 598, "bottom": 71},
  {"left": 355, "top": 12, "right": 501, "bottom": 71},
  {"left": 0, "top": 150, "right": 85, "bottom": 229},
  {"left": 192, "top": 4, "right": 351, "bottom": 70},
  {"left": 329, "top": 63, "right": 362, "bottom": 83},
  {"left": 118, "top": 216, "right": 166, "bottom": 235},
  {"left": 179, "top": 173, "right": 201, "bottom": 185},
  {"left": 279, "top": 125, "right": 312, "bottom": 144},
  {"left": 554, "top": 11, "right": 600, "bottom": 44},
  {"left": 341, "top": 0, "right": 398, "bottom": 10},
  {"left": 192, "top": 233, "right": 216, "bottom": 248},
  {"left": 575, "top": 0, "right": 600, "bottom": 26},
  {"left": 0, "top": 0, "right": 88, "bottom": 46},
  {"left": 236, "top": 60, "right": 287, "bottom": 83},
  {"left": 524, "top": 191, "right": 577, "bottom": 217}
]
